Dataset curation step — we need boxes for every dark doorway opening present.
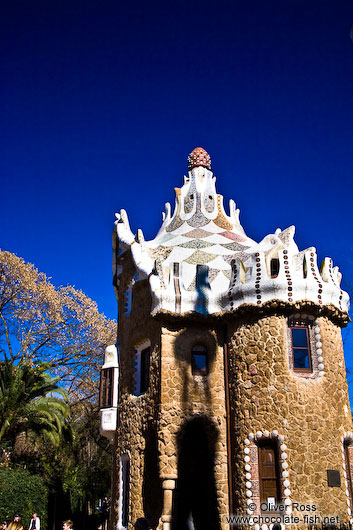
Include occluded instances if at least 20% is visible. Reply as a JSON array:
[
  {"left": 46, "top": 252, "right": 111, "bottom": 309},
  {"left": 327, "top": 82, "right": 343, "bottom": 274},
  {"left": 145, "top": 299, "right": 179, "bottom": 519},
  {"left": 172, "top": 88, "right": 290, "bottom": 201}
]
[
  {"left": 143, "top": 425, "right": 163, "bottom": 528},
  {"left": 172, "top": 415, "right": 221, "bottom": 530}
]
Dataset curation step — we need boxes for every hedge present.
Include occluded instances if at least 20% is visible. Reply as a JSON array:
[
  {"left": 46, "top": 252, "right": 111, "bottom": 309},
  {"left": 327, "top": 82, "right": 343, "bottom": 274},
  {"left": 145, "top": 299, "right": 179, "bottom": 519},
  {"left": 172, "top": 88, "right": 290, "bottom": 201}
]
[{"left": 0, "top": 468, "right": 48, "bottom": 529}]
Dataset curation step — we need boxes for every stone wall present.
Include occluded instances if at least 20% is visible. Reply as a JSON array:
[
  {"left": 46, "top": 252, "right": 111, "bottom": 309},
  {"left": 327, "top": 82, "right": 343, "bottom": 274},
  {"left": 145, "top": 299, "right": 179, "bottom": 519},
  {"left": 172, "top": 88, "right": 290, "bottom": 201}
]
[
  {"left": 227, "top": 312, "right": 352, "bottom": 527},
  {"left": 158, "top": 323, "right": 230, "bottom": 529},
  {"left": 112, "top": 255, "right": 163, "bottom": 529}
]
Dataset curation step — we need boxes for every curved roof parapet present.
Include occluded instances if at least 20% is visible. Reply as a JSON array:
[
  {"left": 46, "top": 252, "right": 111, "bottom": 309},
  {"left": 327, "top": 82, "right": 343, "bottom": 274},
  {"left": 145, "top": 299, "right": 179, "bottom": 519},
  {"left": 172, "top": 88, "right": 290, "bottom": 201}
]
[{"left": 113, "top": 149, "right": 349, "bottom": 321}]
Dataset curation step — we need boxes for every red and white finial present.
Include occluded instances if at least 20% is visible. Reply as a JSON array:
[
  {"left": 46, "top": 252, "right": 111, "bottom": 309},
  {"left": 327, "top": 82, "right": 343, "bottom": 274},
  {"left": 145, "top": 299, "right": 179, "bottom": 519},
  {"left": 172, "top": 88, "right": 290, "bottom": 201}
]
[{"left": 187, "top": 147, "right": 211, "bottom": 170}]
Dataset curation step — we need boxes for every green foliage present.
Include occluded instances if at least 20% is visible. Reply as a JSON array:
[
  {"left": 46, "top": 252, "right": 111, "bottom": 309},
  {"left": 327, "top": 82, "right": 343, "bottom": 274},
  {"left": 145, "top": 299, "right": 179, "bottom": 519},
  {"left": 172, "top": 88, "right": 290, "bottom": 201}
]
[
  {"left": 0, "top": 361, "right": 70, "bottom": 446},
  {"left": 0, "top": 467, "right": 48, "bottom": 528}
]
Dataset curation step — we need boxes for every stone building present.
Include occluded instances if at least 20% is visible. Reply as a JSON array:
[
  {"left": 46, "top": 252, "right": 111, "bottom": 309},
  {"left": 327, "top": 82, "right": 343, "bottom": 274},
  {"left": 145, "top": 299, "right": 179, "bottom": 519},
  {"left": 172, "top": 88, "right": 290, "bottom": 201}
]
[{"left": 100, "top": 148, "right": 352, "bottom": 530}]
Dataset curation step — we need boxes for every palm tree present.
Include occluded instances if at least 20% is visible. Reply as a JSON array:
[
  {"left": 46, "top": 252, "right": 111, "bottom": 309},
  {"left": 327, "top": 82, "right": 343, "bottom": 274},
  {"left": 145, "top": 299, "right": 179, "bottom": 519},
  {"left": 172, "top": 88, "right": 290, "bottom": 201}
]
[{"left": 0, "top": 361, "right": 70, "bottom": 447}]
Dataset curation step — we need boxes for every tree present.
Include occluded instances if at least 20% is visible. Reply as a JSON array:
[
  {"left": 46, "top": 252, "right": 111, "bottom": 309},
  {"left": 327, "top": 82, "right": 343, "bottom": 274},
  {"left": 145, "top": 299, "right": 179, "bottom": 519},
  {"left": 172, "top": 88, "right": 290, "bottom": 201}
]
[
  {"left": 0, "top": 361, "right": 70, "bottom": 446},
  {"left": 0, "top": 250, "right": 116, "bottom": 397},
  {"left": 0, "top": 467, "right": 48, "bottom": 527},
  {"left": 0, "top": 250, "right": 116, "bottom": 530}
]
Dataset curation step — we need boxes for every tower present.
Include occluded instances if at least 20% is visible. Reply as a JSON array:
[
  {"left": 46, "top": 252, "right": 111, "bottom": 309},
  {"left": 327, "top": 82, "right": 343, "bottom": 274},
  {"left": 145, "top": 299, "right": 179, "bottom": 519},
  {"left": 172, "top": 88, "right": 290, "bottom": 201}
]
[{"left": 101, "top": 148, "right": 351, "bottom": 530}]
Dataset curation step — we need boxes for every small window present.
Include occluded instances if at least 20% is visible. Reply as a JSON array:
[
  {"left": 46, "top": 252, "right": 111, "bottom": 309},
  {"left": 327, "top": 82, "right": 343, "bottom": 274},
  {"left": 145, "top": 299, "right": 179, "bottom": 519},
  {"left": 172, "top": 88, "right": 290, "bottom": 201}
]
[
  {"left": 270, "top": 258, "right": 280, "bottom": 278},
  {"left": 258, "top": 441, "right": 281, "bottom": 507},
  {"left": 140, "top": 347, "right": 150, "bottom": 394},
  {"left": 100, "top": 368, "right": 114, "bottom": 408},
  {"left": 133, "top": 345, "right": 151, "bottom": 396},
  {"left": 192, "top": 345, "right": 208, "bottom": 375},
  {"left": 290, "top": 327, "right": 311, "bottom": 370}
]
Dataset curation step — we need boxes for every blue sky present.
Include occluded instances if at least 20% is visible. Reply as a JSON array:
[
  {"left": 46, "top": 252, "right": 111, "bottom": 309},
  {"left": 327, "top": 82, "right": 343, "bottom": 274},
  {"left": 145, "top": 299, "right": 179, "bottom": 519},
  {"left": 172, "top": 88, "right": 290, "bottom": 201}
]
[{"left": 1, "top": 1, "right": 353, "bottom": 368}]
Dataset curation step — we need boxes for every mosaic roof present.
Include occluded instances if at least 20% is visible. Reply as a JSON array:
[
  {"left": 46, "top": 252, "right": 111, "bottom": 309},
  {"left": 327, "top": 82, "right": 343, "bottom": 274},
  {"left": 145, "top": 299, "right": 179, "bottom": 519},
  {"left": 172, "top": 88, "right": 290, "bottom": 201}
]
[{"left": 113, "top": 149, "right": 349, "bottom": 317}]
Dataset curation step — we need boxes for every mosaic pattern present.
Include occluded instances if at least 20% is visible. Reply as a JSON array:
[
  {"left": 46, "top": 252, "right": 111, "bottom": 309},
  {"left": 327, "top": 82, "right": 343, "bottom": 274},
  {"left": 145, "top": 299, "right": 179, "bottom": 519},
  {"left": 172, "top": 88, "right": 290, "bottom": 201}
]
[
  {"left": 183, "top": 194, "right": 194, "bottom": 214},
  {"left": 223, "top": 253, "right": 250, "bottom": 265},
  {"left": 255, "top": 253, "right": 262, "bottom": 305},
  {"left": 184, "top": 250, "right": 217, "bottom": 265},
  {"left": 213, "top": 195, "right": 233, "bottom": 230},
  {"left": 165, "top": 214, "right": 184, "bottom": 233},
  {"left": 178, "top": 240, "right": 214, "bottom": 249},
  {"left": 222, "top": 242, "right": 250, "bottom": 251},
  {"left": 220, "top": 230, "right": 247, "bottom": 242},
  {"left": 149, "top": 246, "right": 173, "bottom": 261},
  {"left": 283, "top": 250, "right": 293, "bottom": 303},
  {"left": 186, "top": 194, "right": 209, "bottom": 227},
  {"left": 308, "top": 252, "right": 323, "bottom": 306},
  {"left": 222, "top": 270, "right": 231, "bottom": 280},
  {"left": 204, "top": 193, "right": 215, "bottom": 213},
  {"left": 328, "top": 259, "right": 343, "bottom": 311},
  {"left": 208, "top": 268, "right": 220, "bottom": 283},
  {"left": 114, "top": 149, "right": 349, "bottom": 316},
  {"left": 155, "top": 260, "right": 166, "bottom": 288},
  {"left": 156, "top": 233, "right": 177, "bottom": 244},
  {"left": 278, "top": 226, "right": 293, "bottom": 247},
  {"left": 187, "top": 147, "right": 211, "bottom": 169},
  {"left": 184, "top": 228, "right": 214, "bottom": 238},
  {"left": 185, "top": 278, "right": 196, "bottom": 291}
]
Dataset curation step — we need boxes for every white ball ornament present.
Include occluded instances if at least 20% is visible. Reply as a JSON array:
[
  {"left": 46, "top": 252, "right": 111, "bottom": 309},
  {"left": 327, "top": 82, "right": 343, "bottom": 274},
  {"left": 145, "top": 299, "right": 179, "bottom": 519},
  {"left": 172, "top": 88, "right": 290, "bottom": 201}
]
[
  {"left": 316, "top": 349, "right": 322, "bottom": 355},
  {"left": 246, "top": 481, "right": 252, "bottom": 489},
  {"left": 261, "top": 524, "right": 268, "bottom": 530},
  {"left": 284, "top": 488, "right": 291, "bottom": 496},
  {"left": 246, "top": 472, "right": 252, "bottom": 480},
  {"left": 317, "top": 356, "right": 323, "bottom": 362},
  {"left": 246, "top": 490, "right": 252, "bottom": 498},
  {"left": 280, "top": 444, "right": 287, "bottom": 451},
  {"left": 256, "top": 431, "right": 263, "bottom": 438},
  {"left": 283, "top": 479, "right": 290, "bottom": 487},
  {"left": 247, "top": 509, "right": 254, "bottom": 515},
  {"left": 282, "top": 462, "right": 288, "bottom": 469},
  {"left": 248, "top": 433, "right": 255, "bottom": 440},
  {"left": 281, "top": 452, "right": 288, "bottom": 460},
  {"left": 263, "top": 430, "right": 270, "bottom": 437},
  {"left": 244, "top": 455, "right": 250, "bottom": 462},
  {"left": 245, "top": 438, "right": 250, "bottom": 445},
  {"left": 245, "top": 464, "right": 251, "bottom": 471},
  {"left": 278, "top": 435, "right": 284, "bottom": 443},
  {"left": 282, "top": 470, "right": 289, "bottom": 478},
  {"left": 272, "top": 430, "right": 278, "bottom": 437},
  {"left": 316, "top": 341, "right": 322, "bottom": 348},
  {"left": 318, "top": 363, "right": 324, "bottom": 371},
  {"left": 244, "top": 447, "right": 250, "bottom": 454},
  {"left": 284, "top": 498, "right": 292, "bottom": 506}
]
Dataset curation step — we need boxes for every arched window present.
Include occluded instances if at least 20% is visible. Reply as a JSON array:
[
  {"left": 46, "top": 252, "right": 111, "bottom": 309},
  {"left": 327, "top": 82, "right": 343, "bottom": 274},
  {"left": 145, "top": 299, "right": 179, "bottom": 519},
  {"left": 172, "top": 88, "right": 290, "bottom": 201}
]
[{"left": 191, "top": 345, "right": 208, "bottom": 376}]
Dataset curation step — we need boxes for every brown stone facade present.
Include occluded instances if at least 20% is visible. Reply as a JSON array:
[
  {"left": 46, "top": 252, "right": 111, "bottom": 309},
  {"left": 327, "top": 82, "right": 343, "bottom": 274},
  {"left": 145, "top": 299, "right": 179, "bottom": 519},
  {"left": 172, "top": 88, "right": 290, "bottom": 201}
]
[{"left": 111, "top": 252, "right": 352, "bottom": 530}]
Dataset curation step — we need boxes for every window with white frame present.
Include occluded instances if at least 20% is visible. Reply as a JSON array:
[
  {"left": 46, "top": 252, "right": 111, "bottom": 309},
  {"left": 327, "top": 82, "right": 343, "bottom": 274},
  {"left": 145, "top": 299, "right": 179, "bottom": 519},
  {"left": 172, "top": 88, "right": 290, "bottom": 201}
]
[{"left": 133, "top": 341, "right": 151, "bottom": 396}]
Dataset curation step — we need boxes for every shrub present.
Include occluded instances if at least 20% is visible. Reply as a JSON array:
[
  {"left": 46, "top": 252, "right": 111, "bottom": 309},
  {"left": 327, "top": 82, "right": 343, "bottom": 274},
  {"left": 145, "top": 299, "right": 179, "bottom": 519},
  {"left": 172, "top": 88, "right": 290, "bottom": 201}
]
[{"left": 0, "top": 467, "right": 48, "bottom": 529}]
